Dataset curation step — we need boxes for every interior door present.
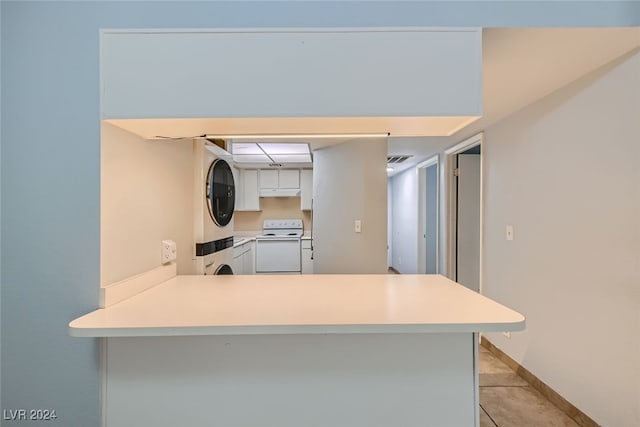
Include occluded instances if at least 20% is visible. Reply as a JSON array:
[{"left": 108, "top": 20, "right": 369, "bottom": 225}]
[
  {"left": 456, "top": 153, "right": 481, "bottom": 292},
  {"left": 425, "top": 163, "right": 438, "bottom": 274}
]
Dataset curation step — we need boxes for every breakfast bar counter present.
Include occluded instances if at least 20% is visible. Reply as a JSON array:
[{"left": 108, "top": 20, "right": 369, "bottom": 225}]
[
  {"left": 70, "top": 274, "right": 523, "bottom": 337},
  {"left": 70, "top": 274, "right": 525, "bottom": 427}
]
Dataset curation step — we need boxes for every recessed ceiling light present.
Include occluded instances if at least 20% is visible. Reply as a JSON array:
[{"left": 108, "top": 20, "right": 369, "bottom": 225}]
[
  {"left": 231, "top": 142, "right": 312, "bottom": 164},
  {"left": 207, "top": 133, "right": 389, "bottom": 139}
]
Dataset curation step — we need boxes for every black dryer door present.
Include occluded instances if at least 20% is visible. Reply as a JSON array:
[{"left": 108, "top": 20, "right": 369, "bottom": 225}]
[{"left": 206, "top": 159, "right": 235, "bottom": 227}]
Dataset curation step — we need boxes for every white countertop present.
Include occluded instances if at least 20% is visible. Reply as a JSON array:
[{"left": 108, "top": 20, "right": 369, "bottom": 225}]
[
  {"left": 233, "top": 236, "right": 255, "bottom": 247},
  {"left": 70, "top": 274, "right": 525, "bottom": 337}
]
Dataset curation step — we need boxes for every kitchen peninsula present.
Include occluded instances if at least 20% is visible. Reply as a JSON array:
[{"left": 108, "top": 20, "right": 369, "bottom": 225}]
[{"left": 70, "top": 273, "right": 524, "bottom": 427}]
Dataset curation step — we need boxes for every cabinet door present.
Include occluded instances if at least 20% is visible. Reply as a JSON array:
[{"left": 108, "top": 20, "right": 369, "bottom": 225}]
[
  {"left": 243, "top": 244, "right": 255, "bottom": 275},
  {"left": 301, "top": 245, "right": 314, "bottom": 274},
  {"left": 242, "top": 170, "right": 260, "bottom": 211},
  {"left": 232, "top": 167, "right": 245, "bottom": 211},
  {"left": 233, "top": 254, "right": 244, "bottom": 274},
  {"left": 300, "top": 169, "right": 313, "bottom": 210},
  {"left": 278, "top": 170, "right": 300, "bottom": 189},
  {"left": 259, "top": 169, "right": 279, "bottom": 189}
]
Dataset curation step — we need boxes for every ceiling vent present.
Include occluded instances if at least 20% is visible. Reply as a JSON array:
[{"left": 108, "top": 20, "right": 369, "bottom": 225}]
[{"left": 387, "top": 155, "right": 413, "bottom": 164}]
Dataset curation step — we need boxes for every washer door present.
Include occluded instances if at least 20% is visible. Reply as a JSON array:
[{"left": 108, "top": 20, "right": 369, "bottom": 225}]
[
  {"left": 206, "top": 159, "right": 235, "bottom": 227},
  {"left": 215, "top": 264, "right": 234, "bottom": 275}
]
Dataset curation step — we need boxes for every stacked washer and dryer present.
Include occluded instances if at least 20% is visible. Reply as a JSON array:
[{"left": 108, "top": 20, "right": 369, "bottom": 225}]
[{"left": 193, "top": 139, "right": 236, "bottom": 275}]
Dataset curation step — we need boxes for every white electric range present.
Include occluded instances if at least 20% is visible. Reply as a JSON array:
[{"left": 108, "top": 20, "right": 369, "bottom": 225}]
[{"left": 255, "top": 219, "right": 303, "bottom": 274}]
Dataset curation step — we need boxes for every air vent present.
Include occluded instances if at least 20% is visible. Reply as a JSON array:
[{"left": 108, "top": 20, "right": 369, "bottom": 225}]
[{"left": 387, "top": 155, "right": 413, "bottom": 164}]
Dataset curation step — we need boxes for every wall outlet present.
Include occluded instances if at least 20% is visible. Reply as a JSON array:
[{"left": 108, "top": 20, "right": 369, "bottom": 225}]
[
  {"left": 354, "top": 219, "right": 362, "bottom": 233},
  {"left": 162, "top": 240, "right": 177, "bottom": 264},
  {"left": 502, "top": 331, "right": 511, "bottom": 339}
]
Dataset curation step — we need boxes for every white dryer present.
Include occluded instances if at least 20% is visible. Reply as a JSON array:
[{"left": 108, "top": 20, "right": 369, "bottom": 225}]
[
  {"left": 193, "top": 139, "right": 236, "bottom": 274},
  {"left": 200, "top": 245, "right": 235, "bottom": 275}
]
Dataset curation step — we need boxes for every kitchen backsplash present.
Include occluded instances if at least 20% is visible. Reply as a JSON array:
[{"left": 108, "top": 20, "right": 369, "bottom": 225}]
[{"left": 234, "top": 197, "right": 312, "bottom": 232}]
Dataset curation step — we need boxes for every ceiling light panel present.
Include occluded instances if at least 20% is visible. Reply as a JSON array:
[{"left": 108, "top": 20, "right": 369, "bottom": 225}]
[
  {"left": 233, "top": 154, "right": 272, "bottom": 163},
  {"left": 259, "top": 143, "right": 310, "bottom": 155},
  {"left": 269, "top": 154, "right": 313, "bottom": 163},
  {"left": 232, "top": 143, "right": 264, "bottom": 155}
]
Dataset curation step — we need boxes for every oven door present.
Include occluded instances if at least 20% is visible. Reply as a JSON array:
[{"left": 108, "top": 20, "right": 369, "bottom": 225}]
[{"left": 255, "top": 238, "right": 301, "bottom": 273}]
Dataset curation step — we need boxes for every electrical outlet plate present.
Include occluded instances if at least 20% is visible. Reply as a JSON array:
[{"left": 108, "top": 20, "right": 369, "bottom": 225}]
[
  {"left": 354, "top": 220, "right": 362, "bottom": 233},
  {"left": 162, "top": 240, "right": 177, "bottom": 264}
]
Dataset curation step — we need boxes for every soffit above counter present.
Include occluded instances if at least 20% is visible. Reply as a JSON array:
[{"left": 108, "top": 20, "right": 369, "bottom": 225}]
[
  {"left": 104, "top": 115, "right": 480, "bottom": 140},
  {"left": 101, "top": 28, "right": 482, "bottom": 135}
]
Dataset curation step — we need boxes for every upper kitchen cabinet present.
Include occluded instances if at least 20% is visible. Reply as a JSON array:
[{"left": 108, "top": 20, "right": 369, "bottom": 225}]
[
  {"left": 300, "top": 169, "right": 313, "bottom": 211},
  {"left": 234, "top": 169, "right": 260, "bottom": 211},
  {"left": 259, "top": 169, "right": 300, "bottom": 197},
  {"left": 101, "top": 29, "right": 481, "bottom": 137}
]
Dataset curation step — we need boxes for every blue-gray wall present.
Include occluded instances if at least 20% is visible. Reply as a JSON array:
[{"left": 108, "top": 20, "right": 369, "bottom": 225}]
[{"left": 1, "top": 1, "right": 638, "bottom": 426}]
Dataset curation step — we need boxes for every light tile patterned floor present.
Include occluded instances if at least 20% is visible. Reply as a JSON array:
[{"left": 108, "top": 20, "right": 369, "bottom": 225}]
[{"left": 479, "top": 347, "right": 579, "bottom": 427}]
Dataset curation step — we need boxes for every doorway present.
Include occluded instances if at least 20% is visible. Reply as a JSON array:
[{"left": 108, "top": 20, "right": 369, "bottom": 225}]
[
  {"left": 444, "top": 133, "right": 483, "bottom": 293},
  {"left": 417, "top": 156, "right": 439, "bottom": 274}
]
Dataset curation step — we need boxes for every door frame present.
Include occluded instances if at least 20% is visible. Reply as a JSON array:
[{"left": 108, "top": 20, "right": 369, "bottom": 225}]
[
  {"left": 417, "top": 155, "right": 439, "bottom": 274},
  {"left": 444, "top": 132, "right": 484, "bottom": 292}
]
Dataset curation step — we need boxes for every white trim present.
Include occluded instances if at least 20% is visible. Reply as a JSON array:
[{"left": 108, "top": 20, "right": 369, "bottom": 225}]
[
  {"left": 416, "top": 155, "right": 439, "bottom": 169},
  {"left": 100, "top": 338, "right": 107, "bottom": 427},
  {"left": 100, "top": 27, "right": 481, "bottom": 35},
  {"left": 444, "top": 132, "right": 483, "bottom": 155},
  {"left": 417, "top": 155, "right": 440, "bottom": 274},
  {"left": 444, "top": 132, "right": 484, "bottom": 296},
  {"left": 473, "top": 332, "right": 480, "bottom": 427}
]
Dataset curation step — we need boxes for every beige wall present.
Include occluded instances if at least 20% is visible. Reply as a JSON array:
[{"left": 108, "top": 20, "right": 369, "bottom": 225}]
[
  {"left": 101, "top": 123, "right": 194, "bottom": 286},
  {"left": 482, "top": 51, "right": 639, "bottom": 426},
  {"left": 234, "top": 197, "right": 312, "bottom": 232},
  {"left": 312, "top": 138, "right": 388, "bottom": 274}
]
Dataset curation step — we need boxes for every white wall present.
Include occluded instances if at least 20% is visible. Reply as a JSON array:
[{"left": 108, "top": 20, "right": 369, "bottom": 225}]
[
  {"left": 482, "top": 50, "right": 640, "bottom": 427},
  {"left": 101, "top": 29, "right": 482, "bottom": 119},
  {"left": 313, "top": 138, "right": 388, "bottom": 274},
  {"left": 390, "top": 167, "right": 419, "bottom": 273},
  {"left": 105, "top": 333, "right": 475, "bottom": 427},
  {"left": 101, "top": 123, "right": 194, "bottom": 286}
]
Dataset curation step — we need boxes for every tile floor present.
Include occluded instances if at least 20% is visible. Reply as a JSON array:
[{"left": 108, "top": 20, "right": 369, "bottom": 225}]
[{"left": 479, "top": 345, "right": 580, "bottom": 427}]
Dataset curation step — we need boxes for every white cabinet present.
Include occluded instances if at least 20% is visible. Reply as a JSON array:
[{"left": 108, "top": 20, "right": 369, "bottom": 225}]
[
  {"left": 243, "top": 241, "right": 255, "bottom": 274},
  {"left": 235, "top": 169, "right": 260, "bottom": 211},
  {"left": 278, "top": 170, "right": 300, "bottom": 189},
  {"left": 301, "top": 239, "right": 314, "bottom": 274},
  {"left": 300, "top": 169, "right": 313, "bottom": 211},
  {"left": 232, "top": 167, "right": 244, "bottom": 211},
  {"left": 259, "top": 169, "right": 300, "bottom": 190},
  {"left": 233, "top": 240, "right": 255, "bottom": 274},
  {"left": 259, "top": 170, "right": 279, "bottom": 189},
  {"left": 233, "top": 251, "right": 243, "bottom": 274}
]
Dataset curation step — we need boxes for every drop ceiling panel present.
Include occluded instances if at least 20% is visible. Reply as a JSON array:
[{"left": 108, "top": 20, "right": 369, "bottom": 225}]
[{"left": 269, "top": 154, "right": 313, "bottom": 163}]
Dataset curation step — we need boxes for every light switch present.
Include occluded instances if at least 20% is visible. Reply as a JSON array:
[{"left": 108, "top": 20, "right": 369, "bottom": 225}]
[
  {"left": 506, "top": 225, "right": 514, "bottom": 241},
  {"left": 162, "top": 240, "right": 177, "bottom": 264},
  {"left": 354, "top": 220, "right": 362, "bottom": 233}
]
